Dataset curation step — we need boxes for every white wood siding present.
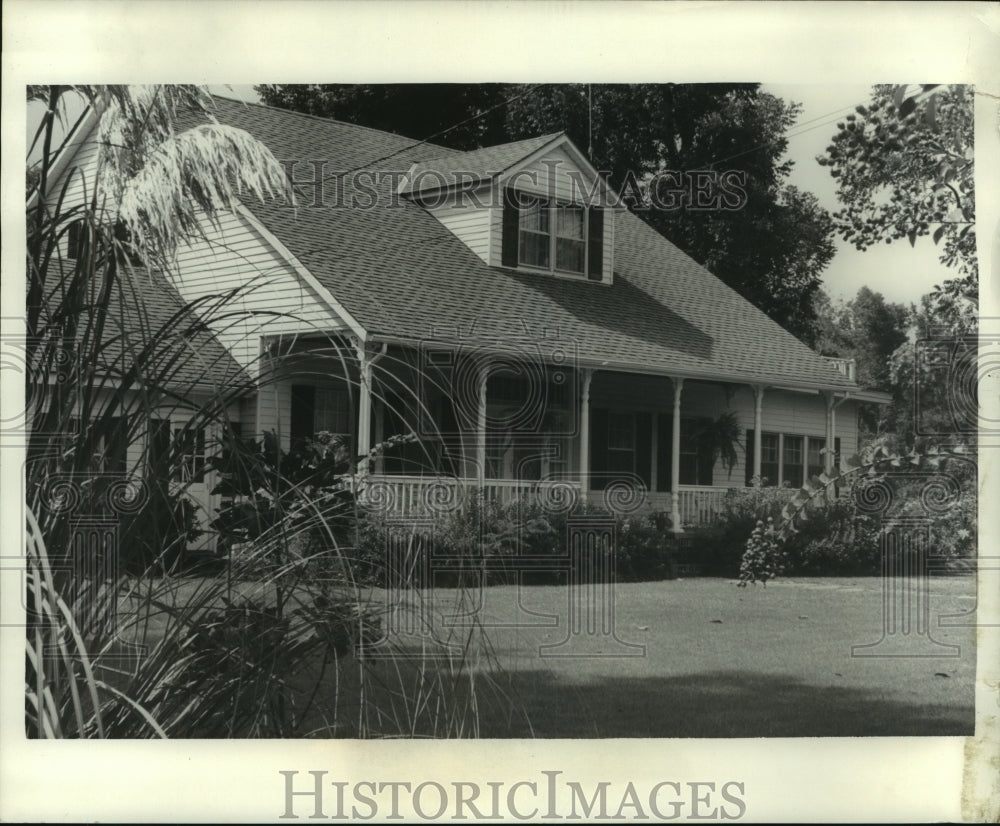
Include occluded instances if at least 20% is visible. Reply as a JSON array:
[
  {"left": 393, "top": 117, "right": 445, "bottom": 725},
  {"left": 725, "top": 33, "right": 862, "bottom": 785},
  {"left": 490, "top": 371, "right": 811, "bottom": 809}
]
[
  {"left": 423, "top": 183, "right": 492, "bottom": 263},
  {"left": 170, "top": 209, "right": 345, "bottom": 376},
  {"left": 47, "top": 118, "right": 105, "bottom": 247},
  {"left": 513, "top": 146, "right": 600, "bottom": 203}
]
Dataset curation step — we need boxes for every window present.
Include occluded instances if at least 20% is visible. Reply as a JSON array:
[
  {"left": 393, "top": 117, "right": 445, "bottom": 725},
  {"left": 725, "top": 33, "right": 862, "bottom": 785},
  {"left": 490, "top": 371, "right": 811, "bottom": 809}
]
[
  {"left": 807, "top": 437, "right": 826, "bottom": 481},
  {"left": 782, "top": 435, "right": 803, "bottom": 489},
  {"left": 555, "top": 205, "right": 585, "bottom": 273},
  {"left": 173, "top": 427, "right": 206, "bottom": 483},
  {"left": 518, "top": 197, "right": 551, "bottom": 268},
  {"left": 747, "top": 431, "right": 843, "bottom": 488},
  {"left": 503, "top": 188, "right": 604, "bottom": 280},
  {"left": 760, "top": 433, "right": 779, "bottom": 487},
  {"left": 607, "top": 412, "right": 635, "bottom": 474}
]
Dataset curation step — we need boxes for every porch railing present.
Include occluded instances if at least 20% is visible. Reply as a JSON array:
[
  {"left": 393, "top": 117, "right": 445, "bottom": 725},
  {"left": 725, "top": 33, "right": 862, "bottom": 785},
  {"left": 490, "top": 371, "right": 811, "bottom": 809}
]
[
  {"left": 673, "top": 485, "right": 733, "bottom": 527},
  {"left": 359, "top": 475, "right": 584, "bottom": 516},
  {"left": 359, "top": 475, "right": 795, "bottom": 528},
  {"left": 824, "top": 356, "right": 857, "bottom": 381}
]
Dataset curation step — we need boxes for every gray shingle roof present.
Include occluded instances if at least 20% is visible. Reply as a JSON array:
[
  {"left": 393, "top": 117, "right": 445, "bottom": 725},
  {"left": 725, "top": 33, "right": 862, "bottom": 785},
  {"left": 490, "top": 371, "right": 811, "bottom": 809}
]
[
  {"left": 39, "top": 260, "right": 250, "bottom": 392},
  {"left": 399, "top": 132, "right": 563, "bottom": 193},
  {"left": 204, "top": 95, "right": 856, "bottom": 391}
]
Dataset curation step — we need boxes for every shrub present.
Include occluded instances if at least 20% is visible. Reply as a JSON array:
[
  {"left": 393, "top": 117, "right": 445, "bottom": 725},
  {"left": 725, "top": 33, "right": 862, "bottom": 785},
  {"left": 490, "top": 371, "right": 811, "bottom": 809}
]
[
  {"left": 738, "top": 518, "right": 785, "bottom": 585},
  {"left": 356, "top": 494, "right": 678, "bottom": 587},
  {"left": 695, "top": 482, "right": 884, "bottom": 578}
]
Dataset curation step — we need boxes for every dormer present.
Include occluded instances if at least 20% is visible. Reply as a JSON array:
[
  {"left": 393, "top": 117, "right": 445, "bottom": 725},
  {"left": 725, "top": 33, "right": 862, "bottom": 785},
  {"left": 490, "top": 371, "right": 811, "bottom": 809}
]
[{"left": 399, "top": 133, "right": 619, "bottom": 284}]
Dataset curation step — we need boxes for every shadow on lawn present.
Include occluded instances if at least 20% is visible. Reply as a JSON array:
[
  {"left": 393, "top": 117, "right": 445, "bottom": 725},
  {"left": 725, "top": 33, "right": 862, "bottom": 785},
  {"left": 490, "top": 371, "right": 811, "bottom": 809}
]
[{"left": 478, "top": 668, "right": 975, "bottom": 738}]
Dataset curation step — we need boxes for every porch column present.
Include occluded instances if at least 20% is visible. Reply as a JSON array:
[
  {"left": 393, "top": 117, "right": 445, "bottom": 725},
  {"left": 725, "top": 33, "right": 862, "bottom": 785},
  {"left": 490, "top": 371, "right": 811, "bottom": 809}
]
[
  {"left": 355, "top": 342, "right": 386, "bottom": 475},
  {"left": 476, "top": 362, "right": 489, "bottom": 488},
  {"left": 752, "top": 385, "right": 764, "bottom": 483},
  {"left": 578, "top": 368, "right": 593, "bottom": 494},
  {"left": 823, "top": 391, "right": 836, "bottom": 502},
  {"left": 373, "top": 397, "right": 385, "bottom": 474},
  {"left": 357, "top": 359, "right": 373, "bottom": 474},
  {"left": 670, "top": 377, "right": 684, "bottom": 533}
]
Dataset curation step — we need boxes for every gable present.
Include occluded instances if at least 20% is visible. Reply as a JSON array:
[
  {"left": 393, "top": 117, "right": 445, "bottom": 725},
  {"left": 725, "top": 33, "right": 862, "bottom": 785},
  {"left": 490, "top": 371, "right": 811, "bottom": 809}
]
[{"left": 34, "top": 102, "right": 354, "bottom": 384}]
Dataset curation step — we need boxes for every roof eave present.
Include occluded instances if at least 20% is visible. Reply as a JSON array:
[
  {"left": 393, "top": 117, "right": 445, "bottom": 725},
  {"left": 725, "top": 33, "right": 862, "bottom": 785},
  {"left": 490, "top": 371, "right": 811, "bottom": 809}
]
[{"left": 365, "top": 332, "right": 862, "bottom": 395}]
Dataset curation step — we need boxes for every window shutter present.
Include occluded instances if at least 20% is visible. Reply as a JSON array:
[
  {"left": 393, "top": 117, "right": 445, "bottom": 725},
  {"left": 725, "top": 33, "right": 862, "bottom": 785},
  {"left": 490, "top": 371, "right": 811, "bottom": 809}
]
[
  {"left": 656, "top": 414, "right": 672, "bottom": 492},
  {"left": 587, "top": 208, "right": 604, "bottom": 281},
  {"left": 745, "top": 429, "right": 755, "bottom": 487},
  {"left": 501, "top": 187, "right": 520, "bottom": 268},
  {"left": 290, "top": 385, "right": 315, "bottom": 442},
  {"left": 590, "top": 407, "right": 609, "bottom": 490},
  {"left": 635, "top": 412, "right": 652, "bottom": 491}
]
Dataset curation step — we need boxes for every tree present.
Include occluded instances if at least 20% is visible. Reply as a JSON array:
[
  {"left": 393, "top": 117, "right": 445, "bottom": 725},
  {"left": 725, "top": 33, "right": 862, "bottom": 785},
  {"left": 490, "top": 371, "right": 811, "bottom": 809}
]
[
  {"left": 256, "top": 83, "right": 836, "bottom": 344},
  {"left": 818, "top": 85, "right": 974, "bottom": 276},
  {"left": 256, "top": 83, "right": 510, "bottom": 150},
  {"left": 818, "top": 84, "right": 976, "bottom": 338},
  {"left": 811, "top": 286, "right": 911, "bottom": 442},
  {"left": 819, "top": 84, "right": 977, "bottom": 450}
]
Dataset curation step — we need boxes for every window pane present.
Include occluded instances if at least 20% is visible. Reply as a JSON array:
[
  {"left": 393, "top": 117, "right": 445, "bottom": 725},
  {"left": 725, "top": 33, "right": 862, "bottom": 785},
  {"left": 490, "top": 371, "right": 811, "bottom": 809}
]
[
  {"left": 783, "top": 435, "right": 803, "bottom": 488},
  {"left": 761, "top": 433, "right": 779, "bottom": 463},
  {"left": 519, "top": 199, "right": 549, "bottom": 232},
  {"left": 807, "top": 437, "right": 825, "bottom": 479},
  {"left": 556, "top": 205, "right": 584, "bottom": 239},
  {"left": 555, "top": 238, "right": 585, "bottom": 273},
  {"left": 519, "top": 230, "right": 550, "bottom": 267},
  {"left": 783, "top": 435, "right": 802, "bottom": 464},
  {"left": 807, "top": 437, "right": 825, "bottom": 467}
]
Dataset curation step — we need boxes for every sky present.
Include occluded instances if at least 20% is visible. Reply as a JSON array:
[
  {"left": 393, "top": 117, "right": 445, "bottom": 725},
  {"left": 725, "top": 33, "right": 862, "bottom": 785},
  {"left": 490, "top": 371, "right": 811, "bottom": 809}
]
[
  {"left": 31, "top": 83, "right": 959, "bottom": 309},
  {"left": 762, "top": 83, "right": 956, "bottom": 306}
]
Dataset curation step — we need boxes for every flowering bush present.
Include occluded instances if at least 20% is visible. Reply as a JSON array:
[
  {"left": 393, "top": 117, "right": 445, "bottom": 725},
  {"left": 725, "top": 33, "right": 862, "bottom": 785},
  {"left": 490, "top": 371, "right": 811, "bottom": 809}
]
[{"left": 738, "top": 518, "right": 785, "bottom": 586}]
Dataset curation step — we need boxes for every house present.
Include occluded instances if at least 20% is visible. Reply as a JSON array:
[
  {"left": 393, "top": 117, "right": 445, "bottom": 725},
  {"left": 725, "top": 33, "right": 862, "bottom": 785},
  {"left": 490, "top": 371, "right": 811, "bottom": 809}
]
[{"left": 43, "top": 94, "right": 889, "bottom": 537}]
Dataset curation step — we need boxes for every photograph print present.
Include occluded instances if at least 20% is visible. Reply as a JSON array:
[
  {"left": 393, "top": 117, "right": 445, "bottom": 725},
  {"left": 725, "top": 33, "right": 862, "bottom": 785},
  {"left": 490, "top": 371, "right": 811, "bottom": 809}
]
[{"left": 21, "top": 81, "right": 979, "bottom": 741}]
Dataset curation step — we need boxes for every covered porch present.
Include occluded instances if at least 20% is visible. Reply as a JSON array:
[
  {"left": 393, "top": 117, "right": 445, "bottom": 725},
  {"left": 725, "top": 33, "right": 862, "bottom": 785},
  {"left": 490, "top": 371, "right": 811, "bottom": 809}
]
[{"left": 260, "top": 335, "right": 846, "bottom": 531}]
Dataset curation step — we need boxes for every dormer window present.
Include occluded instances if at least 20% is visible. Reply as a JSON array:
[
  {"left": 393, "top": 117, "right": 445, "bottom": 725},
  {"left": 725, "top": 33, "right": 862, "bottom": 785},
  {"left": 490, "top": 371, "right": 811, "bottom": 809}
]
[
  {"left": 503, "top": 188, "right": 604, "bottom": 281},
  {"left": 555, "top": 205, "right": 585, "bottom": 273},
  {"left": 518, "top": 197, "right": 551, "bottom": 268}
]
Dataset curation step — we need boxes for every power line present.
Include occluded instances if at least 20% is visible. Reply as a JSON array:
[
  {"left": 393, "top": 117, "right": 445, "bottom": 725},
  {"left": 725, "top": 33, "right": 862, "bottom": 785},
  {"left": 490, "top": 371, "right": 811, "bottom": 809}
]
[
  {"left": 704, "top": 100, "right": 867, "bottom": 170},
  {"left": 296, "top": 83, "right": 548, "bottom": 195}
]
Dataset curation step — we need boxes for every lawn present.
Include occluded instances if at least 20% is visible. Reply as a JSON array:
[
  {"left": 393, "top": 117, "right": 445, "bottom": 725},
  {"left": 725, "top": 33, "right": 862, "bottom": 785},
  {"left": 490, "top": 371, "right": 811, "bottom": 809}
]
[
  {"left": 380, "top": 576, "right": 978, "bottom": 738},
  {"left": 118, "top": 575, "right": 977, "bottom": 738}
]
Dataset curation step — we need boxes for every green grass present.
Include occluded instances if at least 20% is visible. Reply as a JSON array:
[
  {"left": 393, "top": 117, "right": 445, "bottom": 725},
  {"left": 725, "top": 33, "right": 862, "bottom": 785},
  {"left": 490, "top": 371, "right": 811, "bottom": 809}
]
[
  {"left": 401, "top": 576, "right": 977, "bottom": 737},
  {"left": 115, "top": 574, "right": 977, "bottom": 738}
]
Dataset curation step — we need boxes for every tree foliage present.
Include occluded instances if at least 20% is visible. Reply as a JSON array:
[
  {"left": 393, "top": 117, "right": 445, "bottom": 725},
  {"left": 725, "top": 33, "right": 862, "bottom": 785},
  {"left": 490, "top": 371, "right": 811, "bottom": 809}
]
[
  {"left": 817, "top": 84, "right": 978, "bottom": 453},
  {"left": 818, "top": 84, "right": 975, "bottom": 280},
  {"left": 813, "top": 286, "right": 910, "bottom": 391},
  {"left": 255, "top": 83, "right": 510, "bottom": 150},
  {"left": 256, "top": 83, "right": 836, "bottom": 344}
]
